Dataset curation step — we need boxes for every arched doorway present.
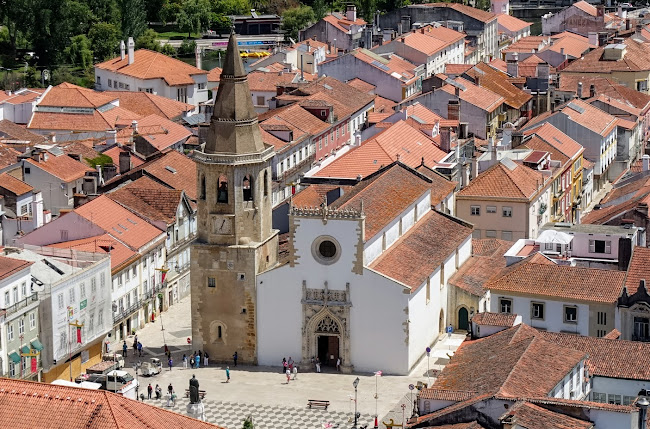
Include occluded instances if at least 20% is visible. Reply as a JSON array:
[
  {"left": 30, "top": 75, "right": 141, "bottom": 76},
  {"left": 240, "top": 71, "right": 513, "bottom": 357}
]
[
  {"left": 458, "top": 307, "right": 469, "bottom": 331},
  {"left": 439, "top": 309, "right": 445, "bottom": 334},
  {"left": 315, "top": 314, "right": 340, "bottom": 367}
]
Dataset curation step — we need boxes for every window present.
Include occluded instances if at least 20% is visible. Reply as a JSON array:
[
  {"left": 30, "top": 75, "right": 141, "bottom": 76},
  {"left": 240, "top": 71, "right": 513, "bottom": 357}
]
[
  {"left": 177, "top": 87, "right": 187, "bottom": 103},
  {"left": 24, "top": 167, "right": 30, "bottom": 175},
  {"left": 18, "top": 318, "right": 24, "bottom": 335},
  {"left": 256, "top": 96, "right": 265, "bottom": 105},
  {"left": 143, "top": 258, "right": 147, "bottom": 269},
  {"left": 440, "top": 263, "right": 445, "bottom": 288},
  {"left": 564, "top": 306, "right": 578, "bottom": 323},
  {"left": 208, "top": 277, "right": 216, "bottom": 288},
  {"left": 426, "top": 278, "right": 431, "bottom": 304},
  {"left": 597, "top": 311, "right": 607, "bottom": 325},
  {"left": 502, "top": 231, "right": 513, "bottom": 241},
  {"left": 143, "top": 280, "right": 148, "bottom": 292},
  {"left": 125, "top": 268, "right": 130, "bottom": 281},
  {"left": 100, "top": 273, "right": 106, "bottom": 292},
  {"left": 589, "top": 239, "right": 611, "bottom": 254},
  {"left": 96, "top": 76, "right": 101, "bottom": 84},
  {"left": 200, "top": 176, "right": 206, "bottom": 200},
  {"left": 20, "top": 204, "right": 27, "bottom": 215},
  {"left": 80, "top": 283, "right": 86, "bottom": 299},
  {"left": 69, "top": 288, "right": 75, "bottom": 304},
  {"left": 13, "top": 287, "right": 18, "bottom": 303},
  {"left": 4, "top": 291, "right": 9, "bottom": 307},
  {"left": 531, "top": 302, "right": 544, "bottom": 319},
  {"left": 470, "top": 206, "right": 480, "bottom": 216},
  {"left": 29, "top": 312, "right": 36, "bottom": 330},
  {"left": 7, "top": 323, "right": 13, "bottom": 341},
  {"left": 486, "top": 206, "right": 496, "bottom": 213},
  {"left": 21, "top": 282, "right": 26, "bottom": 297},
  {"left": 198, "top": 83, "right": 206, "bottom": 90},
  {"left": 98, "top": 309, "right": 103, "bottom": 328},
  {"left": 608, "top": 394, "right": 622, "bottom": 405},
  {"left": 623, "top": 395, "right": 636, "bottom": 405},
  {"left": 125, "top": 84, "right": 130, "bottom": 90},
  {"left": 243, "top": 175, "right": 253, "bottom": 201},
  {"left": 486, "top": 230, "right": 497, "bottom": 238},
  {"left": 9, "top": 362, "right": 15, "bottom": 377},
  {"left": 264, "top": 171, "right": 268, "bottom": 196},
  {"left": 312, "top": 236, "right": 341, "bottom": 265},
  {"left": 91, "top": 277, "right": 97, "bottom": 295},
  {"left": 117, "top": 274, "right": 123, "bottom": 286},
  {"left": 217, "top": 175, "right": 229, "bottom": 203},
  {"left": 592, "top": 392, "right": 607, "bottom": 403},
  {"left": 57, "top": 293, "right": 64, "bottom": 310},
  {"left": 118, "top": 82, "right": 124, "bottom": 89},
  {"left": 499, "top": 298, "right": 512, "bottom": 314},
  {"left": 597, "top": 329, "right": 607, "bottom": 337},
  {"left": 502, "top": 206, "right": 513, "bottom": 217},
  {"left": 108, "top": 79, "right": 112, "bottom": 88}
]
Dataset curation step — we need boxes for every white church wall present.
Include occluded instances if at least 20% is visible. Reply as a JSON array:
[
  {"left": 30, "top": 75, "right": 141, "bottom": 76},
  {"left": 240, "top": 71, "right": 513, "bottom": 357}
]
[
  {"left": 408, "top": 268, "right": 443, "bottom": 370},
  {"left": 417, "top": 194, "right": 431, "bottom": 221},
  {"left": 354, "top": 268, "right": 410, "bottom": 374}
]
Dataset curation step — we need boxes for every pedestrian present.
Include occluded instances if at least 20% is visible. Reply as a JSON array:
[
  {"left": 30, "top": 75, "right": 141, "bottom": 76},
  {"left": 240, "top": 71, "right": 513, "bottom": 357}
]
[
  {"left": 133, "top": 339, "right": 137, "bottom": 354},
  {"left": 147, "top": 383, "right": 152, "bottom": 399},
  {"left": 122, "top": 341, "right": 128, "bottom": 357},
  {"left": 164, "top": 344, "right": 169, "bottom": 355},
  {"left": 190, "top": 355, "right": 195, "bottom": 368},
  {"left": 137, "top": 341, "right": 143, "bottom": 357},
  {"left": 233, "top": 351, "right": 238, "bottom": 367},
  {"left": 336, "top": 357, "right": 341, "bottom": 372},
  {"left": 168, "top": 383, "right": 173, "bottom": 395},
  {"left": 204, "top": 352, "right": 209, "bottom": 367},
  {"left": 134, "top": 334, "right": 138, "bottom": 346},
  {"left": 183, "top": 354, "right": 188, "bottom": 369},
  {"left": 285, "top": 367, "right": 291, "bottom": 383},
  {"left": 293, "top": 365, "right": 298, "bottom": 380},
  {"left": 168, "top": 357, "right": 173, "bottom": 371},
  {"left": 316, "top": 357, "right": 321, "bottom": 373},
  {"left": 288, "top": 356, "right": 294, "bottom": 371},
  {"left": 197, "top": 350, "right": 202, "bottom": 368},
  {"left": 226, "top": 366, "right": 230, "bottom": 383},
  {"left": 282, "top": 357, "right": 287, "bottom": 374},
  {"left": 155, "top": 384, "right": 161, "bottom": 400}
]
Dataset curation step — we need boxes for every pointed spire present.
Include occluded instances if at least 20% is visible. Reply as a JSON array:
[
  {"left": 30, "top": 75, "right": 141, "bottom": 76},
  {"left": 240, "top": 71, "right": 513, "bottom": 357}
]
[{"left": 222, "top": 29, "right": 246, "bottom": 78}]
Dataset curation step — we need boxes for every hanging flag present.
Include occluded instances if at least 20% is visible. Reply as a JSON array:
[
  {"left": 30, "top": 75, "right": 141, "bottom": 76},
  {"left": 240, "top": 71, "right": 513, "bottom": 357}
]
[
  {"left": 160, "top": 267, "right": 169, "bottom": 284},
  {"left": 76, "top": 326, "right": 82, "bottom": 343},
  {"left": 374, "top": 370, "right": 383, "bottom": 377},
  {"left": 31, "top": 356, "right": 37, "bottom": 373}
]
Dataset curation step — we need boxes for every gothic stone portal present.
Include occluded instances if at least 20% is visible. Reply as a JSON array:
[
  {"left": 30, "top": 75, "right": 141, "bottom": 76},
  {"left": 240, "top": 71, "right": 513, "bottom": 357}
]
[{"left": 301, "top": 281, "right": 352, "bottom": 372}]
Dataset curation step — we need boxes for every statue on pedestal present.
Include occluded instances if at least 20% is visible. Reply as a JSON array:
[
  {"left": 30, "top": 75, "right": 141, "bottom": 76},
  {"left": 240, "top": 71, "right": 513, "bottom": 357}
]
[{"left": 189, "top": 374, "right": 200, "bottom": 404}]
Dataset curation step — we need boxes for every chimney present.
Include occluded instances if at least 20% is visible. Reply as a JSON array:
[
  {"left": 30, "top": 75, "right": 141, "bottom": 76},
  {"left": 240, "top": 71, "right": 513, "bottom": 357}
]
[
  {"left": 618, "top": 237, "right": 633, "bottom": 271},
  {"left": 626, "top": 18, "right": 631, "bottom": 31},
  {"left": 128, "top": 37, "right": 135, "bottom": 65},
  {"left": 354, "top": 132, "right": 362, "bottom": 146},
  {"left": 511, "top": 132, "right": 523, "bottom": 148},
  {"left": 132, "top": 119, "right": 138, "bottom": 134},
  {"left": 441, "top": 127, "right": 451, "bottom": 152},
  {"left": 420, "top": 27, "right": 425, "bottom": 34},
  {"left": 195, "top": 45, "right": 202, "bottom": 70},
  {"left": 639, "top": 202, "right": 649, "bottom": 216},
  {"left": 588, "top": 32, "right": 599, "bottom": 47},
  {"left": 448, "top": 100, "right": 460, "bottom": 121},
  {"left": 638, "top": 396, "right": 649, "bottom": 429},
  {"left": 119, "top": 151, "right": 131, "bottom": 174},
  {"left": 346, "top": 4, "right": 357, "bottom": 22},
  {"left": 401, "top": 15, "right": 411, "bottom": 33},
  {"left": 120, "top": 40, "right": 126, "bottom": 60},
  {"left": 577, "top": 81, "right": 583, "bottom": 99},
  {"left": 105, "top": 129, "right": 117, "bottom": 146},
  {"left": 643, "top": 154, "right": 650, "bottom": 172},
  {"left": 590, "top": 84, "right": 596, "bottom": 98},
  {"left": 502, "top": 123, "right": 514, "bottom": 149},
  {"left": 560, "top": 47, "right": 565, "bottom": 57},
  {"left": 459, "top": 122, "right": 468, "bottom": 139},
  {"left": 618, "top": 4, "right": 623, "bottom": 17},
  {"left": 489, "top": 136, "right": 496, "bottom": 163}
]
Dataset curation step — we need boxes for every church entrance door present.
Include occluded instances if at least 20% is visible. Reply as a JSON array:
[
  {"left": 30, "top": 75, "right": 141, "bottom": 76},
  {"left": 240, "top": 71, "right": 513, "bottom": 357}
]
[
  {"left": 317, "top": 335, "right": 339, "bottom": 367},
  {"left": 458, "top": 307, "right": 469, "bottom": 331}
]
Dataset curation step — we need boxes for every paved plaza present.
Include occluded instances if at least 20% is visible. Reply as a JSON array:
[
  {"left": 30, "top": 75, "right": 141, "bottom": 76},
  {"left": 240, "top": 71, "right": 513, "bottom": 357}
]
[{"left": 111, "top": 297, "right": 465, "bottom": 429}]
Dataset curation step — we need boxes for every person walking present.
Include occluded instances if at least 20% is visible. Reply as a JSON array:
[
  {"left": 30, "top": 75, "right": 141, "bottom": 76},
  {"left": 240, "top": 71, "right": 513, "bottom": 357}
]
[
  {"left": 197, "top": 351, "right": 202, "bottom": 368},
  {"left": 225, "top": 366, "right": 230, "bottom": 383},
  {"left": 122, "top": 341, "right": 128, "bottom": 357},
  {"left": 182, "top": 354, "right": 188, "bottom": 369},
  {"left": 292, "top": 365, "right": 298, "bottom": 380},
  {"left": 204, "top": 352, "right": 209, "bottom": 367},
  {"left": 168, "top": 357, "right": 173, "bottom": 371},
  {"left": 155, "top": 384, "right": 161, "bottom": 399},
  {"left": 336, "top": 357, "right": 341, "bottom": 372},
  {"left": 190, "top": 355, "right": 195, "bottom": 369},
  {"left": 315, "top": 357, "right": 321, "bottom": 373},
  {"left": 137, "top": 341, "right": 143, "bottom": 357},
  {"left": 147, "top": 383, "right": 153, "bottom": 399},
  {"left": 288, "top": 357, "right": 294, "bottom": 371},
  {"left": 133, "top": 339, "right": 138, "bottom": 355},
  {"left": 233, "top": 351, "right": 238, "bottom": 367},
  {"left": 282, "top": 358, "right": 287, "bottom": 374},
  {"left": 285, "top": 367, "right": 291, "bottom": 383},
  {"left": 167, "top": 383, "right": 173, "bottom": 395}
]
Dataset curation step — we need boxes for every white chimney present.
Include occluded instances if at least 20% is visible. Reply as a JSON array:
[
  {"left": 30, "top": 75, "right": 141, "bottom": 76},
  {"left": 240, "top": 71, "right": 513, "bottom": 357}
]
[
  {"left": 32, "top": 192, "right": 44, "bottom": 229},
  {"left": 354, "top": 132, "right": 362, "bottom": 146},
  {"left": 502, "top": 123, "right": 514, "bottom": 149},
  {"left": 346, "top": 4, "right": 357, "bottom": 22},
  {"left": 618, "top": 4, "right": 623, "bottom": 17},
  {"left": 106, "top": 129, "right": 117, "bottom": 146},
  {"left": 588, "top": 32, "right": 599, "bottom": 47},
  {"left": 128, "top": 37, "right": 135, "bottom": 65},
  {"left": 489, "top": 136, "right": 496, "bottom": 163},
  {"left": 643, "top": 154, "right": 650, "bottom": 172},
  {"left": 120, "top": 40, "right": 125, "bottom": 60},
  {"left": 132, "top": 119, "right": 138, "bottom": 133},
  {"left": 195, "top": 45, "right": 202, "bottom": 70},
  {"left": 577, "top": 81, "right": 583, "bottom": 99}
]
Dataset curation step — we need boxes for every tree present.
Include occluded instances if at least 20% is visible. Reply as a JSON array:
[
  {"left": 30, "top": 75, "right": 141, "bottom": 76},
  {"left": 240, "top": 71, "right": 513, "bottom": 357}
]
[
  {"left": 161, "top": 0, "right": 183, "bottom": 24},
  {"left": 135, "top": 28, "right": 162, "bottom": 51},
  {"left": 178, "top": 38, "right": 197, "bottom": 55},
  {"left": 65, "top": 34, "right": 93, "bottom": 69},
  {"left": 161, "top": 44, "right": 176, "bottom": 55},
  {"left": 30, "top": 0, "right": 82, "bottom": 66},
  {"left": 209, "top": 13, "right": 232, "bottom": 37},
  {"left": 312, "top": 0, "right": 327, "bottom": 21},
  {"left": 211, "top": 0, "right": 251, "bottom": 15},
  {"left": 281, "top": 5, "right": 314, "bottom": 41},
  {"left": 89, "top": 22, "right": 122, "bottom": 61},
  {"left": 85, "top": 0, "right": 121, "bottom": 24},
  {"left": 146, "top": 0, "right": 169, "bottom": 22},
  {"left": 177, "top": 0, "right": 211, "bottom": 38},
  {"left": 118, "top": 0, "right": 147, "bottom": 39},
  {"left": 0, "top": 0, "right": 34, "bottom": 56},
  {"left": 242, "top": 416, "right": 255, "bottom": 429}
]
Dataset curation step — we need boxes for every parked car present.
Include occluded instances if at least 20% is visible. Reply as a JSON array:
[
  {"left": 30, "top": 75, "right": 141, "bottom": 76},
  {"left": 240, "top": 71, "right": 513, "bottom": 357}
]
[{"left": 140, "top": 358, "right": 162, "bottom": 376}]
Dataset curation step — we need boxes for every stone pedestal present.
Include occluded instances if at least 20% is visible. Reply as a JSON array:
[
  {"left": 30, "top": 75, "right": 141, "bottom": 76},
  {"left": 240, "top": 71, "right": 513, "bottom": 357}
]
[{"left": 187, "top": 402, "right": 206, "bottom": 421}]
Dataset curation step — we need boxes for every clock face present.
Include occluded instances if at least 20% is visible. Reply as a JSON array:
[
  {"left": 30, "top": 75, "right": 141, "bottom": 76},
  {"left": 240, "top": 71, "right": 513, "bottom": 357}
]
[{"left": 213, "top": 216, "right": 233, "bottom": 234}]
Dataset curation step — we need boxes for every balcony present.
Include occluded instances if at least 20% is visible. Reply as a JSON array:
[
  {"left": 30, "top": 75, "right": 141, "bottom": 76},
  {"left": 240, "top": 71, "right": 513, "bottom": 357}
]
[
  {"left": 4, "top": 293, "right": 38, "bottom": 317},
  {"left": 273, "top": 153, "right": 315, "bottom": 182},
  {"left": 112, "top": 298, "right": 141, "bottom": 324}
]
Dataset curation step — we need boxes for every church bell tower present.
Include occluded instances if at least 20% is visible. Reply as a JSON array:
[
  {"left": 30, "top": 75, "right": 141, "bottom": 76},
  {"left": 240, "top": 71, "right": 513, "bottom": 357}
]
[{"left": 190, "top": 31, "right": 278, "bottom": 364}]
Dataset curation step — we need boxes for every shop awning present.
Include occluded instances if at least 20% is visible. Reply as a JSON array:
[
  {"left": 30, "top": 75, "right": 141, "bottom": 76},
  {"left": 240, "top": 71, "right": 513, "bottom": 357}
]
[
  {"left": 21, "top": 345, "right": 30, "bottom": 354},
  {"left": 30, "top": 339, "right": 44, "bottom": 351},
  {"left": 9, "top": 352, "right": 20, "bottom": 363}
]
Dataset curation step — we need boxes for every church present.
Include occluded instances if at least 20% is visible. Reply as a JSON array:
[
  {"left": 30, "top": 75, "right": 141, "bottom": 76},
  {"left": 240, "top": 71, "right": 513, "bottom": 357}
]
[{"left": 191, "top": 32, "right": 473, "bottom": 374}]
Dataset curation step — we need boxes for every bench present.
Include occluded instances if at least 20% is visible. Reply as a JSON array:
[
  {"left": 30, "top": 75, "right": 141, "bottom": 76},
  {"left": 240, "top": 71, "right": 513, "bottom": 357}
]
[
  {"left": 307, "top": 399, "right": 330, "bottom": 410},
  {"left": 184, "top": 389, "right": 206, "bottom": 399}
]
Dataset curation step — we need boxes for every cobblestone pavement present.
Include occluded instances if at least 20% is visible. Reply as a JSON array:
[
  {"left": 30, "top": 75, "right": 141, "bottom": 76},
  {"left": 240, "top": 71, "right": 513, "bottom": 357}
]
[{"left": 113, "top": 296, "right": 465, "bottom": 429}]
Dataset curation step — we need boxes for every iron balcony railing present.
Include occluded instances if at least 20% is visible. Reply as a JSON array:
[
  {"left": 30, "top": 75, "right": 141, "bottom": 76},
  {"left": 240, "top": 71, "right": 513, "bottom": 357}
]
[
  {"left": 4, "top": 293, "right": 38, "bottom": 317},
  {"left": 112, "top": 298, "right": 141, "bottom": 324}
]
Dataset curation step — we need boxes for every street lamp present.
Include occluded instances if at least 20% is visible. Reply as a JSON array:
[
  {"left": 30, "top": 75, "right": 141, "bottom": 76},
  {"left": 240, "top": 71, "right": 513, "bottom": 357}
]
[{"left": 353, "top": 377, "right": 360, "bottom": 429}]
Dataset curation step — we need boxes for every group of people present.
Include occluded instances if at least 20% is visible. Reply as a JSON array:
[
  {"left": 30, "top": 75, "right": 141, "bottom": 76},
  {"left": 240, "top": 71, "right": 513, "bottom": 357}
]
[
  {"left": 147, "top": 383, "right": 163, "bottom": 400},
  {"left": 122, "top": 336, "right": 144, "bottom": 358},
  {"left": 182, "top": 350, "right": 209, "bottom": 369},
  {"left": 282, "top": 357, "right": 298, "bottom": 383}
]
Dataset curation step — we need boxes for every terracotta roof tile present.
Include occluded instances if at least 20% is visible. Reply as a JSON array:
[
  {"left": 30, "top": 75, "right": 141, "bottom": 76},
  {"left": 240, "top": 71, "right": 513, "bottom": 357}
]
[
  {"left": 346, "top": 78, "right": 376, "bottom": 93},
  {"left": 108, "top": 176, "right": 184, "bottom": 225},
  {"left": 28, "top": 106, "right": 141, "bottom": 132},
  {"left": 441, "top": 77, "right": 504, "bottom": 113},
  {"left": 523, "top": 122, "right": 584, "bottom": 160},
  {"left": 260, "top": 103, "right": 329, "bottom": 137},
  {"left": 292, "top": 183, "right": 351, "bottom": 207},
  {"left": 497, "top": 14, "right": 531, "bottom": 32},
  {"left": 0, "top": 172, "right": 33, "bottom": 195},
  {"left": 333, "top": 163, "right": 433, "bottom": 240},
  {"left": 207, "top": 66, "right": 222, "bottom": 83},
  {"left": 370, "top": 210, "right": 471, "bottom": 288},
  {"left": 102, "top": 91, "right": 193, "bottom": 120},
  {"left": 0, "top": 120, "right": 48, "bottom": 145},
  {"left": 560, "top": 99, "right": 618, "bottom": 137},
  {"left": 413, "top": 164, "right": 458, "bottom": 206},
  {"left": 38, "top": 83, "right": 117, "bottom": 108},
  {"left": 419, "top": 388, "right": 478, "bottom": 401},
  {"left": 374, "top": 95, "right": 397, "bottom": 112},
  {"left": 471, "top": 312, "right": 518, "bottom": 327},
  {"left": 60, "top": 140, "right": 102, "bottom": 166},
  {"left": 501, "top": 401, "right": 594, "bottom": 429},
  {"left": 143, "top": 150, "right": 197, "bottom": 200},
  {"left": 503, "top": 36, "right": 549, "bottom": 54},
  {"left": 397, "top": 32, "right": 448, "bottom": 56},
  {"left": 449, "top": 239, "right": 512, "bottom": 296},
  {"left": 486, "top": 257, "right": 626, "bottom": 303},
  {"left": 465, "top": 63, "right": 531, "bottom": 109},
  {"left": 558, "top": 75, "right": 650, "bottom": 110},
  {"left": 489, "top": 58, "right": 508, "bottom": 73},
  {"left": 546, "top": 35, "right": 595, "bottom": 58},
  {"left": 349, "top": 49, "right": 419, "bottom": 85},
  {"left": 0, "top": 255, "right": 33, "bottom": 282},
  {"left": 95, "top": 49, "right": 208, "bottom": 86},
  {"left": 135, "top": 114, "right": 191, "bottom": 152},
  {"left": 457, "top": 160, "right": 547, "bottom": 200},
  {"left": 624, "top": 246, "right": 650, "bottom": 295},
  {"left": 445, "top": 63, "right": 474, "bottom": 75},
  {"left": 102, "top": 146, "right": 145, "bottom": 169},
  {"left": 49, "top": 233, "right": 137, "bottom": 271},
  {"left": 247, "top": 70, "right": 298, "bottom": 92},
  {"left": 0, "top": 145, "right": 21, "bottom": 170},
  {"left": 322, "top": 14, "right": 366, "bottom": 33},
  {"left": 75, "top": 195, "right": 164, "bottom": 250},
  {"left": 315, "top": 120, "right": 447, "bottom": 178},
  {"left": 25, "top": 153, "right": 94, "bottom": 182},
  {"left": 562, "top": 38, "right": 650, "bottom": 73},
  {"left": 0, "top": 378, "right": 224, "bottom": 429},
  {"left": 572, "top": 0, "right": 598, "bottom": 16}
]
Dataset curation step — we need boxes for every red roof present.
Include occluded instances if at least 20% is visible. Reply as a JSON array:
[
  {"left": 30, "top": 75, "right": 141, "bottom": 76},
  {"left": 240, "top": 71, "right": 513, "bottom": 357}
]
[
  {"left": 497, "top": 14, "right": 531, "bottom": 33},
  {"left": 25, "top": 153, "right": 94, "bottom": 182},
  {"left": 471, "top": 312, "right": 518, "bottom": 327},
  {"left": 0, "top": 172, "right": 33, "bottom": 195},
  {"left": 0, "top": 255, "right": 33, "bottom": 281},
  {"left": 102, "top": 91, "right": 193, "bottom": 120},
  {"left": 143, "top": 150, "right": 197, "bottom": 200},
  {"left": 39, "top": 83, "right": 117, "bottom": 108},
  {"left": 49, "top": 233, "right": 137, "bottom": 271},
  {"left": 136, "top": 114, "right": 192, "bottom": 152}
]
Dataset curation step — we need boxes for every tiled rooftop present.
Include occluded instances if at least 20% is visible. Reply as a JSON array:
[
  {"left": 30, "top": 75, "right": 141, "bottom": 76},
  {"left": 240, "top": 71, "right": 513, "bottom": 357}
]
[
  {"left": 471, "top": 312, "right": 518, "bottom": 327},
  {"left": 0, "top": 172, "right": 33, "bottom": 196},
  {"left": 135, "top": 114, "right": 192, "bottom": 152},
  {"left": 143, "top": 150, "right": 198, "bottom": 200},
  {"left": 501, "top": 401, "right": 594, "bottom": 429},
  {"left": 49, "top": 233, "right": 137, "bottom": 271},
  {"left": 25, "top": 152, "right": 94, "bottom": 182},
  {"left": 0, "top": 255, "right": 33, "bottom": 282},
  {"left": 523, "top": 122, "right": 584, "bottom": 160},
  {"left": 497, "top": 14, "right": 531, "bottom": 32},
  {"left": 457, "top": 160, "right": 547, "bottom": 200},
  {"left": 562, "top": 38, "right": 650, "bottom": 73},
  {"left": 465, "top": 63, "right": 531, "bottom": 109},
  {"left": 0, "top": 119, "right": 48, "bottom": 145},
  {"left": 102, "top": 91, "right": 194, "bottom": 120},
  {"left": 108, "top": 176, "right": 184, "bottom": 225},
  {"left": 448, "top": 239, "right": 512, "bottom": 297},
  {"left": 441, "top": 77, "right": 504, "bottom": 113}
]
